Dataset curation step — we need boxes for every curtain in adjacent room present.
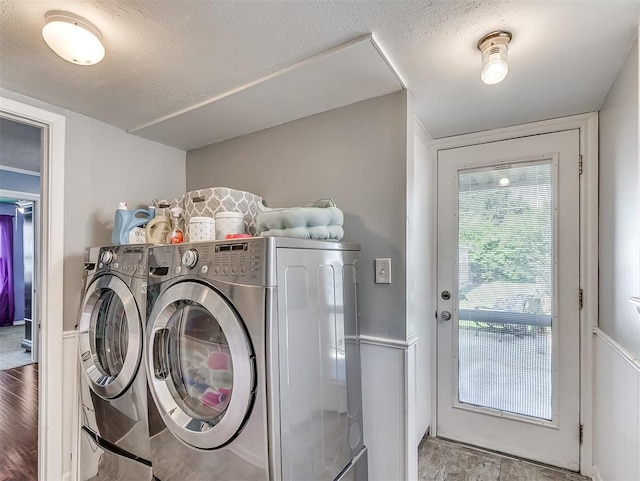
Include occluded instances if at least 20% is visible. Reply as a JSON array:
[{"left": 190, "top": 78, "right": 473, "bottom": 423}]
[{"left": 0, "top": 215, "right": 15, "bottom": 326}]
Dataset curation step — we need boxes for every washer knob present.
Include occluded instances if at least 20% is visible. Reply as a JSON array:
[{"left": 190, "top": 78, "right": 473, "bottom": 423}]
[
  {"left": 100, "top": 250, "right": 115, "bottom": 265},
  {"left": 181, "top": 249, "right": 199, "bottom": 269}
]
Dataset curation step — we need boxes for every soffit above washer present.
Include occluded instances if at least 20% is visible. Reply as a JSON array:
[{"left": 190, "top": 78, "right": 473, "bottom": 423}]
[{"left": 131, "top": 36, "right": 404, "bottom": 150}]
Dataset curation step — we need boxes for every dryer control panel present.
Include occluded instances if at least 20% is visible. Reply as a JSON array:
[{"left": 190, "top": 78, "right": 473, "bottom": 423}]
[
  {"left": 147, "top": 239, "right": 271, "bottom": 286},
  {"left": 174, "top": 239, "right": 268, "bottom": 286}
]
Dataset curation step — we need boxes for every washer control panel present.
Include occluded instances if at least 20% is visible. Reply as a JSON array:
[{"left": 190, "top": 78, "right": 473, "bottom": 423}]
[{"left": 98, "top": 246, "right": 147, "bottom": 276}]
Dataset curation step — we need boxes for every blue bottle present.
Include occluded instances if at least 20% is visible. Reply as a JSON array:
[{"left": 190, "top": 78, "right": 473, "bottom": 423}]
[{"left": 111, "top": 202, "right": 153, "bottom": 245}]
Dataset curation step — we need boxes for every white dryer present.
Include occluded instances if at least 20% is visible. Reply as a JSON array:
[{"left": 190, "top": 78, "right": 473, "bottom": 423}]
[
  {"left": 77, "top": 245, "right": 152, "bottom": 481},
  {"left": 145, "top": 237, "right": 367, "bottom": 481}
]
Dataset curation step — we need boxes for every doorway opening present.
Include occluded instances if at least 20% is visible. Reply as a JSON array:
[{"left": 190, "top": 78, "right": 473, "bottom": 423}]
[
  {"left": 0, "top": 117, "right": 42, "bottom": 481},
  {"left": 1, "top": 96, "right": 66, "bottom": 481},
  {"left": 431, "top": 113, "right": 598, "bottom": 477}
]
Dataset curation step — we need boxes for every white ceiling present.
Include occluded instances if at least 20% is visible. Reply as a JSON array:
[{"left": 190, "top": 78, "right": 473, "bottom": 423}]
[{"left": 0, "top": 0, "right": 639, "bottom": 150}]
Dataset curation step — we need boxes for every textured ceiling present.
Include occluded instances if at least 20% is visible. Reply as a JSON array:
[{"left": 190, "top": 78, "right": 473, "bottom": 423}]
[{"left": 0, "top": 0, "right": 638, "bottom": 146}]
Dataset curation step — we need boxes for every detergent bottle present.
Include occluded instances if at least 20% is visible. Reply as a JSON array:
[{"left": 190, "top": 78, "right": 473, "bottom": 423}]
[
  {"left": 168, "top": 207, "right": 185, "bottom": 244},
  {"left": 111, "top": 202, "right": 154, "bottom": 245}
]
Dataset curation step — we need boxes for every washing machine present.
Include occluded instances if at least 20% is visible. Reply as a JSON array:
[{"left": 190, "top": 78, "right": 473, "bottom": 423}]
[
  {"left": 76, "top": 245, "right": 153, "bottom": 481},
  {"left": 145, "top": 237, "right": 368, "bottom": 481}
]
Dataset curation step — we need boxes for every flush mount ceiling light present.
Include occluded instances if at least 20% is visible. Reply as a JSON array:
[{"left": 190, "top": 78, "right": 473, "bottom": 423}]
[
  {"left": 477, "top": 30, "right": 512, "bottom": 85},
  {"left": 42, "top": 11, "right": 105, "bottom": 65}
]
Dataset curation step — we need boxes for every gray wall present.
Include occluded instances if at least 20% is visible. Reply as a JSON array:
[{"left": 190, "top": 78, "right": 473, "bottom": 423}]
[
  {"left": 187, "top": 91, "right": 409, "bottom": 340},
  {"left": 0, "top": 170, "right": 40, "bottom": 193},
  {"left": 0, "top": 117, "right": 41, "bottom": 172},
  {"left": 599, "top": 37, "right": 640, "bottom": 357},
  {"left": 1, "top": 88, "right": 187, "bottom": 331}
]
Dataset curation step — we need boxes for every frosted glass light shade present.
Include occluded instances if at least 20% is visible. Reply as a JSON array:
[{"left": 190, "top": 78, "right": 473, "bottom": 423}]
[
  {"left": 481, "top": 44, "right": 509, "bottom": 85},
  {"left": 42, "top": 12, "right": 105, "bottom": 65},
  {"left": 477, "top": 31, "right": 512, "bottom": 86}
]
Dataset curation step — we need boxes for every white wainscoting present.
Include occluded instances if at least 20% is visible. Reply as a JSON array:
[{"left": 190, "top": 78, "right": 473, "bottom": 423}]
[
  {"left": 361, "top": 335, "right": 417, "bottom": 481},
  {"left": 593, "top": 328, "right": 640, "bottom": 481},
  {"left": 62, "top": 330, "right": 79, "bottom": 481}
]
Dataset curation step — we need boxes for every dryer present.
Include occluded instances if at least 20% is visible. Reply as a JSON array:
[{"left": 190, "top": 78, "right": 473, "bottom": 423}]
[
  {"left": 145, "top": 237, "right": 368, "bottom": 481},
  {"left": 77, "top": 245, "right": 152, "bottom": 481}
]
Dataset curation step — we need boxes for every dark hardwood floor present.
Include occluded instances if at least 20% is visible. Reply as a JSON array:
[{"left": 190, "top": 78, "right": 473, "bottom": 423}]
[{"left": 0, "top": 363, "right": 38, "bottom": 481}]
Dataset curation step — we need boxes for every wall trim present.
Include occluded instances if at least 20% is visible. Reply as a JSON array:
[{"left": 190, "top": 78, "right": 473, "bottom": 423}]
[
  {"left": 0, "top": 95, "right": 66, "bottom": 481},
  {"left": 0, "top": 164, "right": 40, "bottom": 177},
  {"left": 431, "top": 112, "right": 598, "bottom": 150},
  {"left": 594, "top": 327, "right": 640, "bottom": 371},
  {"left": 63, "top": 330, "right": 79, "bottom": 481},
  {"left": 430, "top": 112, "right": 598, "bottom": 476},
  {"left": 592, "top": 465, "right": 604, "bottom": 481},
  {"left": 360, "top": 334, "right": 417, "bottom": 349}
]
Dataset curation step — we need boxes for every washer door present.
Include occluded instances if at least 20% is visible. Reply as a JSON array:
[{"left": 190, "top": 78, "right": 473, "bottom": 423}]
[
  {"left": 146, "top": 281, "right": 255, "bottom": 450},
  {"left": 78, "top": 274, "right": 142, "bottom": 400}
]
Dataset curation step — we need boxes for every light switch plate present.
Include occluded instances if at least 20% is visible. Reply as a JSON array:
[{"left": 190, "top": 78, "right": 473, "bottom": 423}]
[{"left": 375, "top": 258, "right": 391, "bottom": 284}]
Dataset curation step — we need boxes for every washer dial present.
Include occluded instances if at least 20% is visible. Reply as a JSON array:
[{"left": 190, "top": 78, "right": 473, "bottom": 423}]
[
  {"left": 100, "top": 250, "right": 116, "bottom": 265},
  {"left": 182, "top": 249, "right": 199, "bottom": 269}
]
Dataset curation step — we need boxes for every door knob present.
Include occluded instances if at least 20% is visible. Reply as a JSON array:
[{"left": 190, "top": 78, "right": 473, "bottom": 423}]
[
  {"left": 440, "top": 310, "right": 452, "bottom": 321},
  {"left": 441, "top": 290, "right": 451, "bottom": 300}
]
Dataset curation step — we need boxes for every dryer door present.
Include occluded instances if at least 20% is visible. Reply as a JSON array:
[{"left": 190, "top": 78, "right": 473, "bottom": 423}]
[
  {"left": 146, "top": 281, "right": 255, "bottom": 449},
  {"left": 78, "top": 274, "right": 143, "bottom": 400}
]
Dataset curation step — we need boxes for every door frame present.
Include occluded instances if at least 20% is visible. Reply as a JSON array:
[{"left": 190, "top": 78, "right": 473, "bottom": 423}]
[
  {"left": 0, "top": 188, "right": 40, "bottom": 362},
  {"left": 0, "top": 96, "right": 66, "bottom": 481},
  {"left": 430, "top": 112, "right": 598, "bottom": 476}
]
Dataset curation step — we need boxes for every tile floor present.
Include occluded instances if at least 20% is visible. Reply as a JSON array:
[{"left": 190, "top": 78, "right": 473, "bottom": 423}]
[{"left": 418, "top": 437, "right": 590, "bottom": 481}]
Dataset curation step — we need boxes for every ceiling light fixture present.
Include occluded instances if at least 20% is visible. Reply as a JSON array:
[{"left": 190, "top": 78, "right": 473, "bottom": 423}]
[
  {"left": 477, "top": 31, "right": 512, "bottom": 85},
  {"left": 42, "top": 11, "right": 105, "bottom": 66}
]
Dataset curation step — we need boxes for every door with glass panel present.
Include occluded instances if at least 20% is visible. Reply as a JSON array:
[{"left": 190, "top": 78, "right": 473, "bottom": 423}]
[{"left": 436, "top": 130, "right": 580, "bottom": 470}]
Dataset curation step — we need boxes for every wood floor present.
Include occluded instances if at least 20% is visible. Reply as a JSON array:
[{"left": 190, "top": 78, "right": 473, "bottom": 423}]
[{"left": 0, "top": 363, "right": 38, "bottom": 481}]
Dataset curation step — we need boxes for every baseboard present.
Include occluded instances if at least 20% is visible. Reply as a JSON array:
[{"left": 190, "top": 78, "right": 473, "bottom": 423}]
[{"left": 592, "top": 465, "right": 603, "bottom": 481}]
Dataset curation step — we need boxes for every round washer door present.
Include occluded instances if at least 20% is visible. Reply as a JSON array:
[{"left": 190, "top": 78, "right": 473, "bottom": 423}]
[
  {"left": 146, "top": 281, "right": 255, "bottom": 450},
  {"left": 78, "top": 274, "right": 143, "bottom": 399}
]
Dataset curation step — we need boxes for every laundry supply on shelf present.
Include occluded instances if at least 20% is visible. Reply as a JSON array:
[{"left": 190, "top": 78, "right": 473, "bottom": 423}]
[
  {"left": 111, "top": 202, "right": 154, "bottom": 245},
  {"left": 168, "top": 207, "right": 185, "bottom": 244},
  {"left": 146, "top": 202, "right": 171, "bottom": 243},
  {"left": 159, "top": 187, "right": 266, "bottom": 236}
]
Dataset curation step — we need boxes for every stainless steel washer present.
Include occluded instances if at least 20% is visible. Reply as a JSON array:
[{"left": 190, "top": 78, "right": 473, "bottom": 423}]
[
  {"left": 77, "top": 245, "right": 152, "bottom": 481},
  {"left": 145, "top": 237, "right": 367, "bottom": 481}
]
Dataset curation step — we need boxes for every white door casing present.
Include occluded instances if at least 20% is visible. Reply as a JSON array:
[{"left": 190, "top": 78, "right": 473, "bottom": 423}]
[
  {"left": 0, "top": 96, "right": 66, "bottom": 481},
  {"left": 436, "top": 130, "right": 581, "bottom": 470}
]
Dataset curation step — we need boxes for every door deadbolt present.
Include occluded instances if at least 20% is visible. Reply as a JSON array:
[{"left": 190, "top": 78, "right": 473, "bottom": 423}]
[
  {"left": 441, "top": 290, "right": 451, "bottom": 300},
  {"left": 440, "top": 310, "right": 452, "bottom": 321}
]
